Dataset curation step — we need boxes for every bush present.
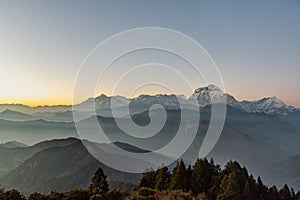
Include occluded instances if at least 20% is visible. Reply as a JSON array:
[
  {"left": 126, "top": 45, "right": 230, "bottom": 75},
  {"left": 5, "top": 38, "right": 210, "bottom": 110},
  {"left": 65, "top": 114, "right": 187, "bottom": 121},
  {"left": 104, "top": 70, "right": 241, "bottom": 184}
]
[
  {"left": 160, "top": 190, "right": 193, "bottom": 200},
  {"left": 133, "top": 187, "right": 156, "bottom": 200}
]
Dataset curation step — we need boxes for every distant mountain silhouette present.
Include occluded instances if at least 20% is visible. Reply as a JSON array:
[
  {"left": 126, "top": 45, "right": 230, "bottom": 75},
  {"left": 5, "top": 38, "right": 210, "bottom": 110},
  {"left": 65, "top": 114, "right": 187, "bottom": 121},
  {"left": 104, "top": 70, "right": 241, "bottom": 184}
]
[
  {"left": 263, "top": 154, "right": 300, "bottom": 190},
  {"left": 0, "top": 109, "right": 36, "bottom": 121},
  {"left": 0, "top": 141, "right": 28, "bottom": 149}
]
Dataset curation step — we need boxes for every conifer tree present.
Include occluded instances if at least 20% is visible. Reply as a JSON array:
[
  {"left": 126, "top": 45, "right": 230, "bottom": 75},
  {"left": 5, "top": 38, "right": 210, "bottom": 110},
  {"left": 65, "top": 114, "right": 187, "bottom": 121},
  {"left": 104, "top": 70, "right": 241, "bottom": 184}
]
[
  {"left": 89, "top": 167, "right": 109, "bottom": 193},
  {"left": 169, "top": 160, "right": 187, "bottom": 191},
  {"left": 139, "top": 168, "right": 156, "bottom": 189},
  {"left": 217, "top": 173, "right": 241, "bottom": 200},
  {"left": 155, "top": 166, "right": 170, "bottom": 191},
  {"left": 279, "top": 184, "right": 292, "bottom": 200}
]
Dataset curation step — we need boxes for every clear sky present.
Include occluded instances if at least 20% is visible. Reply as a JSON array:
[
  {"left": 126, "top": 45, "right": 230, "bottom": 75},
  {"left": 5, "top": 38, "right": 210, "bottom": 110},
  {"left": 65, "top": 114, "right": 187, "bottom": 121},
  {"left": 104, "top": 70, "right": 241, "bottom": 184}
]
[{"left": 0, "top": 0, "right": 299, "bottom": 107}]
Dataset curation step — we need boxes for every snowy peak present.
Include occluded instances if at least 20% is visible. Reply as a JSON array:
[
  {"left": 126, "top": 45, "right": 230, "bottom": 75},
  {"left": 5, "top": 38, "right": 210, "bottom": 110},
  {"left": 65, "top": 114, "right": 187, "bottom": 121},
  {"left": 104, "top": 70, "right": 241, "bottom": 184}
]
[
  {"left": 193, "top": 84, "right": 224, "bottom": 98},
  {"left": 195, "top": 84, "right": 223, "bottom": 93},
  {"left": 189, "top": 84, "right": 227, "bottom": 106},
  {"left": 95, "top": 94, "right": 109, "bottom": 102},
  {"left": 189, "top": 85, "right": 296, "bottom": 116},
  {"left": 72, "top": 85, "right": 297, "bottom": 117},
  {"left": 241, "top": 96, "right": 296, "bottom": 115},
  {"left": 130, "top": 94, "right": 184, "bottom": 110},
  {"left": 263, "top": 96, "right": 287, "bottom": 108}
]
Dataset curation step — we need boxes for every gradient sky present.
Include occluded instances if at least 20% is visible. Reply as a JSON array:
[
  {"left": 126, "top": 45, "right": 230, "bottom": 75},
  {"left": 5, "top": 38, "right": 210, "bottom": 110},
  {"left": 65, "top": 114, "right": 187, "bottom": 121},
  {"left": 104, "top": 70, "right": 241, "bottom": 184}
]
[{"left": 0, "top": 0, "right": 299, "bottom": 107}]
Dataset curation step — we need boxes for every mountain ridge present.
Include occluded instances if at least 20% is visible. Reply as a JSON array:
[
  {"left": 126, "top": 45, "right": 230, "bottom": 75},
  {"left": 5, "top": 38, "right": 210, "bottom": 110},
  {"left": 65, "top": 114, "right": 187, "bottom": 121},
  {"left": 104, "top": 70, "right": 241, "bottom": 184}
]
[{"left": 0, "top": 85, "right": 298, "bottom": 115}]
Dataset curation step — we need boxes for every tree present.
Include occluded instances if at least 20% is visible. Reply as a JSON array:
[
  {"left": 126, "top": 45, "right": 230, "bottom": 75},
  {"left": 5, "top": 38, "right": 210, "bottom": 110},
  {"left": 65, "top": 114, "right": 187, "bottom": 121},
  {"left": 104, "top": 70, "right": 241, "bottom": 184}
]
[
  {"left": 89, "top": 167, "right": 109, "bottom": 193},
  {"left": 255, "top": 176, "right": 268, "bottom": 199},
  {"left": 134, "top": 187, "right": 156, "bottom": 200},
  {"left": 217, "top": 173, "right": 241, "bottom": 200},
  {"left": 279, "top": 184, "right": 292, "bottom": 200},
  {"left": 139, "top": 168, "right": 156, "bottom": 189},
  {"left": 63, "top": 189, "right": 89, "bottom": 200},
  {"left": 27, "top": 192, "right": 46, "bottom": 200},
  {"left": 186, "top": 164, "right": 193, "bottom": 192},
  {"left": 267, "top": 186, "right": 279, "bottom": 200},
  {"left": 47, "top": 191, "right": 64, "bottom": 199},
  {"left": 3, "top": 189, "right": 24, "bottom": 200},
  {"left": 242, "top": 181, "right": 254, "bottom": 200},
  {"left": 0, "top": 187, "right": 4, "bottom": 200},
  {"left": 169, "top": 160, "right": 187, "bottom": 191},
  {"left": 106, "top": 189, "right": 127, "bottom": 200},
  {"left": 291, "top": 188, "right": 296, "bottom": 200},
  {"left": 155, "top": 166, "right": 170, "bottom": 191},
  {"left": 191, "top": 158, "right": 219, "bottom": 195}
]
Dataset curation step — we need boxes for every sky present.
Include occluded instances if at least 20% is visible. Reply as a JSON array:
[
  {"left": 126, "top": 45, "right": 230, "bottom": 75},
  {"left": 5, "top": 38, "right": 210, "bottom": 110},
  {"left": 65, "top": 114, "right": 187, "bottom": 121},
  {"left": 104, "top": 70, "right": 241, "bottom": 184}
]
[{"left": 0, "top": 0, "right": 299, "bottom": 107}]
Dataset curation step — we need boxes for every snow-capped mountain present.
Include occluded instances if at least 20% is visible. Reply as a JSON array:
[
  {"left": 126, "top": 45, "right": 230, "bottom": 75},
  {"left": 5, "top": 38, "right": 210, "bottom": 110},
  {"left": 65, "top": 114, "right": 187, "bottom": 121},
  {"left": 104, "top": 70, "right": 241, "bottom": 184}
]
[
  {"left": 130, "top": 94, "right": 189, "bottom": 110},
  {"left": 73, "top": 84, "right": 298, "bottom": 117},
  {"left": 188, "top": 85, "right": 226, "bottom": 106},
  {"left": 188, "top": 85, "right": 245, "bottom": 111},
  {"left": 188, "top": 85, "right": 298, "bottom": 116},
  {"left": 74, "top": 94, "right": 129, "bottom": 111},
  {"left": 1, "top": 85, "right": 297, "bottom": 119},
  {"left": 241, "top": 97, "right": 297, "bottom": 115}
]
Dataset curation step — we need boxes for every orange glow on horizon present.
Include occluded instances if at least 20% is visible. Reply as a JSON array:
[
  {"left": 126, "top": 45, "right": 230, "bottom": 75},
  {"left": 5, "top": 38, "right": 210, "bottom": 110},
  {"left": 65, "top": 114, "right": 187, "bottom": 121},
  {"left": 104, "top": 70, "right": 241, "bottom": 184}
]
[
  {"left": 0, "top": 99, "right": 73, "bottom": 107},
  {"left": 0, "top": 92, "right": 299, "bottom": 108}
]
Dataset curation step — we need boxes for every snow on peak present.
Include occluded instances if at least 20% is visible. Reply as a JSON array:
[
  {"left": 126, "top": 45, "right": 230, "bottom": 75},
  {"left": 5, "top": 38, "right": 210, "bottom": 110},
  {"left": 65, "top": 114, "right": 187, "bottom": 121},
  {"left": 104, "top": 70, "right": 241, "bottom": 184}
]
[
  {"left": 74, "top": 85, "right": 297, "bottom": 116},
  {"left": 194, "top": 84, "right": 223, "bottom": 94},
  {"left": 241, "top": 96, "right": 296, "bottom": 115},
  {"left": 189, "top": 85, "right": 226, "bottom": 106}
]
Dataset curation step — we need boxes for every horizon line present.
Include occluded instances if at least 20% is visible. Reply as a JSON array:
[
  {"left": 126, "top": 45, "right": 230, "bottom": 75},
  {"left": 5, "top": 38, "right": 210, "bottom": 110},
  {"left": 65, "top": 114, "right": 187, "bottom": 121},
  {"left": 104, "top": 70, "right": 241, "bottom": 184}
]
[{"left": 0, "top": 93, "right": 298, "bottom": 108}]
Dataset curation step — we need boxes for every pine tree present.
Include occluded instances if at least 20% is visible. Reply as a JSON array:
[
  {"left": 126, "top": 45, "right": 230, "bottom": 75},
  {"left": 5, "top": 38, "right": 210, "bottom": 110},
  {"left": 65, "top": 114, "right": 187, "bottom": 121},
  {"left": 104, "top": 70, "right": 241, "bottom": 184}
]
[
  {"left": 89, "top": 167, "right": 109, "bottom": 193},
  {"left": 139, "top": 168, "right": 156, "bottom": 189},
  {"left": 279, "top": 184, "right": 292, "bottom": 200},
  {"left": 257, "top": 176, "right": 268, "bottom": 199},
  {"left": 185, "top": 164, "right": 193, "bottom": 192},
  {"left": 155, "top": 166, "right": 170, "bottom": 191},
  {"left": 217, "top": 173, "right": 241, "bottom": 200},
  {"left": 169, "top": 160, "right": 187, "bottom": 191},
  {"left": 291, "top": 188, "right": 296, "bottom": 200},
  {"left": 267, "top": 186, "right": 279, "bottom": 200},
  {"left": 4, "top": 189, "right": 24, "bottom": 200},
  {"left": 242, "top": 181, "right": 254, "bottom": 200},
  {"left": 191, "top": 158, "right": 218, "bottom": 195}
]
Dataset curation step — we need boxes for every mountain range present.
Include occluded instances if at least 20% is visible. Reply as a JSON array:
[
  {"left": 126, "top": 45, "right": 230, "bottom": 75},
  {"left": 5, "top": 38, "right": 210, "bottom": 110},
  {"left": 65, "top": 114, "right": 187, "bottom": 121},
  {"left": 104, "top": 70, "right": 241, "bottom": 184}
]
[
  {"left": 0, "top": 85, "right": 300, "bottom": 193},
  {"left": 0, "top": 85, "right": 299, "bottom": 121}
]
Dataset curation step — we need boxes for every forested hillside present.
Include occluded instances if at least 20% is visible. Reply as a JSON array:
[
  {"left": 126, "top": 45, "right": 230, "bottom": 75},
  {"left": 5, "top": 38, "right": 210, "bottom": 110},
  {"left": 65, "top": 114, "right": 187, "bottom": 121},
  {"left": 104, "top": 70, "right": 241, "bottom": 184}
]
[{"left": 0, "top": 159, "right": 299, "bottom": 200}]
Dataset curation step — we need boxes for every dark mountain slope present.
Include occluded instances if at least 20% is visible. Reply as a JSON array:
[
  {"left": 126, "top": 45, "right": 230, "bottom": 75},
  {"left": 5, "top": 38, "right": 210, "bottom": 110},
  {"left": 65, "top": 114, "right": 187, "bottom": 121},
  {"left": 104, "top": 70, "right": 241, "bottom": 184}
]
[
  {"left": 0, "top": 140, "right": 140, "bottom": 195},
  {"left": 0, "top": 138, "right": 79, "bottom": 177}
]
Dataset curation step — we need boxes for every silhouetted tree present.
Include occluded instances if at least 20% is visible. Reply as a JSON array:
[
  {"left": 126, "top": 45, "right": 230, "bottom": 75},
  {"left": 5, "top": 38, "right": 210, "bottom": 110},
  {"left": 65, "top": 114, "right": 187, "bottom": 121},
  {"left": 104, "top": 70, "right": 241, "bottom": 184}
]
[
  {"left": 27, "top": 192, "right": 46, "bottom": 200},
  {"left": 3, "top": 189, "right": 24, "bottom": 200},
  {"left": 267, "top": 185, "right": 279, "bottom": 200},
  {"left": 191, "top": 158, "right": 219, "bottom": 195},
  {"left": 291, "top": 188, "right": 296, "bottom": 200},
  {"left": 89, "top": 167, "right": 109, "bottom": 193},
  {"left": 138, "top": 167, "right": 156, "bottom": 189},
  {"left": 154, "top": 166, "right": 170, "bottom": 191},
  {"left": 242, "top": 181, "right": 254, "bottom": 200},
  {"left": 63, "top": 189, "right": 89, "bottom": 200},
  {"left": 169, "top": 160, "right": 187, "bottom": 191},
  {"left": 279, "top": 184, "right": 292, "bottom": 200}
]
